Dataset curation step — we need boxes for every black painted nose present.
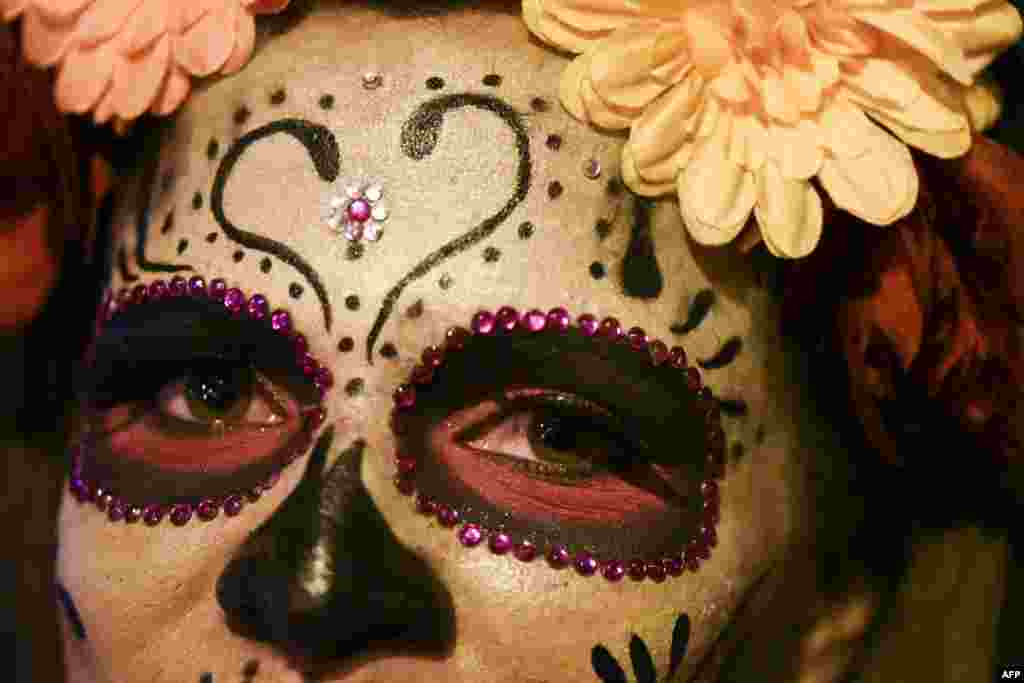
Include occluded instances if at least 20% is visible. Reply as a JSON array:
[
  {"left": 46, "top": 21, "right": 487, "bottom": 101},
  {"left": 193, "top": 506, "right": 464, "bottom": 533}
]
[{"left": 216, "top": 434, "right": 456, "bottom": 678}]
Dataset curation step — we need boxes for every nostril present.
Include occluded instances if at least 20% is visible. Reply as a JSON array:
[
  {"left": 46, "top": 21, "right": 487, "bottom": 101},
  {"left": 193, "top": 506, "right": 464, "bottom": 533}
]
[{"left": 216, "top": 557, "right": 292, "bottom": 645}]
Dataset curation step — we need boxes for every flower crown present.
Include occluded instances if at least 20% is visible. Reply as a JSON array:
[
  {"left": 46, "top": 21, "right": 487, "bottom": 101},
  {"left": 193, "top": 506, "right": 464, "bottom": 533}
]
[{"left": 4, "top": 0, "right": 1021, "bottom": 257}]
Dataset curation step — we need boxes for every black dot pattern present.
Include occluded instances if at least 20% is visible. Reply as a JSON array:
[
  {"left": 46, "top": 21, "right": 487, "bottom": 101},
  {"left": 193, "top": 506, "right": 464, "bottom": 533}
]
[
  {"left": 347, "top": 243, "right": 364, "bottom": 260},
  {"left": 206, "top": 232, "right": 218, "bottom": 243},
  {"left": 546, "top": 134, "right": 562, "bottom": 151},
  {"left": 192, "top": 192, "right": 203, "bottom": 210},
  {"left": 319, "top": 94, "right": 335, "bottom": 110},
  {"left": 595, "top": 219, "right": 612, "bottom": 240},
  {"left": 380, "top": 342, "right": 398, "bottom": 359},
  {"left": 482, "top": 74, "right": 502, "bottom": 87},
  {"left": 530, "top": 97, "right": 549, "bottom": 112},
  {"left": 483, "top": 246, "right": 501, "bottom": 263},
  {"left": 233, "top": 106, "right": 251, "bottom": 125},
  {"left": 269, "top": 88, "right": 286, "bottom": 105},
  {"left": 345, "top": 295, "right": 360, "bottom": 311},
  {"left": 289, "top": 283, "right": 304, "bottom": 299},
  {"left": 345, "top": 378, "right": 364, "bottom": 396},
  {"left": 548, "top": 180, "right": 564, "bottom": 199},
  {"left": 338, "top": 336, "right": 355, "bottom": 352},
  {"left": 406, "top": 300, "right": 424, "bottom": 318},
  {"left": 518, "top": 221, "right": 534, "bottom": 239},
  {"left": 206, "top": 139, "right": 219, "bottom": 160},
  {"left": 589, "top": 261, "right": 606, "bottom": 279},
  {"left": 177, "top": 239, "right": 189, "bottom": 255},
  {"left": 260, "top": 257, "right": 272, "bottom": 273},
  {"left": 233, "top": 250, "right": 244, "bottom": 263},
  {"left": 426, "top": 76, "right": 445, "bottom": 90}
]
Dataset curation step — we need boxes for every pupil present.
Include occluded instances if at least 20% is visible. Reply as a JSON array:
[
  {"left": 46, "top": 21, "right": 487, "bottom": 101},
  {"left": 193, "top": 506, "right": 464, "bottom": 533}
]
[
  {"left": 534, "top": 415, "right": 578, "bottom": 452},
  {"left": 184, "top": 366, "right": 243, "bottom": 413}
]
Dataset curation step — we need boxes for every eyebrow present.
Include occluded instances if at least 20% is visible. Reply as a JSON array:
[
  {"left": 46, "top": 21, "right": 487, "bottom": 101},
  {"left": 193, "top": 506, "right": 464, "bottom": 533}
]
[
  {"left": 211, "top": 119, "right": 339, "bottom": 332},
  {"left": 365, "top": 93, "right": 532, "bottom": 364}
]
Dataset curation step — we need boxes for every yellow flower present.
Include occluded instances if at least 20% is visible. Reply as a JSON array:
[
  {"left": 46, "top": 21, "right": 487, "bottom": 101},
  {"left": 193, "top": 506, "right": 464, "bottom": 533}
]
[{"left": 524, "top": 0, "right": 1021, "bottom": 257}]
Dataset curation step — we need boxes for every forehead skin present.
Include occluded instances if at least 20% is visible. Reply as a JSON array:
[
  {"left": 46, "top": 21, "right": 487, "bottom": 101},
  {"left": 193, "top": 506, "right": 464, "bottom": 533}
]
[{"left": 58, "top": 6, "right": 828, "bottom": 683}]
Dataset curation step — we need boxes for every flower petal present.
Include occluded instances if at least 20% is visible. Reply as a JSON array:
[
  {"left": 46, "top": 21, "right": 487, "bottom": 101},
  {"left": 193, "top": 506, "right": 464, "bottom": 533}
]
[
  {"left": 559, "top": 52, "right": 592, "bottom": 121},
  {"left": 526, "top": 0, "right": 612, "bottom": 53},
  {"left": 678, "top": 121, "right": 758, "bottom": 245},
  {"left": 221, "top": 4, "right": 255, "bottom": 75},
  {"left": 248, "top": 0, "right": 290, "bottom": 13},
  {"left": 21, "top": 7, "right": 77, "bottom": 66},
  {"left": 930, "top": 1, "right": 1022, "bottom": 76},
  {"left": 106, "top": 33, "right": 170, "bottom": 119},
  {"left": 764, "top": 117, "right": 823, "bottom": 179},
  {"left": 118, "top": 0, "right": 172, "bottom": 56},
  {"left": 75, "top": 0, "right": 145, "bottom": 48},
  {"left": 174, "top": 3, "right": 234, "bottom": 76},
  {"left": 818, "top": 120, "right": 919, "bottom": 225},
  {"left": 588, "top": 23, "right": 670, "bottom": 111},
  {"left": 1, "top": 0, "right": 30, "bottom": 22},
  {"left": 545, "top": 0, "right": 638, "bottom": 33},
  {"left": 727, "top": 112, "right": 767, "bottom": 171},
  {"left": 150, "top": 64, "right": 190, "bottom": 115},
  {"left": 629, "top": 74, "right": 704, "bottom": 171},
  {"left": 55, "top": 42, "right": 114, "bottom": 113},
  {"left": 754, "top": 162, "right": 822, "bottom": 258},
  {"left": 34, "top": 0, "right": 92, "bottom": 24},
  {"left": 962, "top": 76, "right": 1002, "bottom": 132},
  {"left": 849, "top": 7, "right": 973, "bottom": 84},
  {"left": 622, "top": 145, "right": 678, "bottom": 195},
  {"left": 818, "top": 97, "right": 877, "bottom": 158},
  {"left": 580, "top": 74, "right": 637, "bottom": 128}
]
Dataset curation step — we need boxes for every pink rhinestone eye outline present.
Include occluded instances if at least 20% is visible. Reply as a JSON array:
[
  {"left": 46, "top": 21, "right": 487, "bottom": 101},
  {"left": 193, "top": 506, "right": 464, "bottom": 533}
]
[
  {"left": 389, "top": 306, "right": 727, "bottom": 583},
  {"left": 68, "top": 275, "right": 331, "bottom": 528}
]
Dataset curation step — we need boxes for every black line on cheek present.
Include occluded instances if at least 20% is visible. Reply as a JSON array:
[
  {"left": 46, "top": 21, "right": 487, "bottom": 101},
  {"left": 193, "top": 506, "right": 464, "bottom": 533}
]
[
  {"left": 629, "top": 634, "right": 657, "bottom": 683},
  {"left": 211, "top": 119, "right": 339, "bottom": 331},
  {"left": 671, "top": 288, "right": 715, "bottom": 335},
  {"left": 591, "top": 645, "right": 627, "bottom": 683},
  {"left": 134, "top": 125, "right": 193, "bottom": 274},
  {"left": 367, "top": 93, "right": 532, "bottom": 363},
  {"left": 620, "top": 198, "right": 663, "bottom": 300},
  {"left": 117, "top": 246, "right": 139, "bottom": 282},
  {"left": 698, "top": 336, "right": 743, "bottom": 370},
  {"left": 199, "top": 672, "right": 213, "bottom": 683},
  {"left": 669, "top": 613, "right": 691, "bottom": 678},
  {"left": 55, "top": 582, "right": 86, "bottom": 640}
]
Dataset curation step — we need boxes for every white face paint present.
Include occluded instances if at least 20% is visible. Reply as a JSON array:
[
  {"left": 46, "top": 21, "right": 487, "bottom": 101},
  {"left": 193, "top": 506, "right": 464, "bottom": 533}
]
[{"left": 57, "top": 4, "right": 866, "bottom": 682}]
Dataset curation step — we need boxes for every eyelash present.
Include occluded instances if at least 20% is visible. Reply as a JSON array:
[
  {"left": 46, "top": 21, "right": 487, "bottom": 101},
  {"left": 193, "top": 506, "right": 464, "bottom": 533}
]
[
  {"left": 389, "top": 306, "right": 726, "bottom": 583},
  {"left": 68, "top": 276, "right": 331, "bottom": 528}
]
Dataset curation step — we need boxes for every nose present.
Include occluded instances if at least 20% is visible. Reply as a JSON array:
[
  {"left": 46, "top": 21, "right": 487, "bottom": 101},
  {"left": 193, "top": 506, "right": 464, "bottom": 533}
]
[{"left": 216, "top": 431, "right": 456, "bottom": 677}]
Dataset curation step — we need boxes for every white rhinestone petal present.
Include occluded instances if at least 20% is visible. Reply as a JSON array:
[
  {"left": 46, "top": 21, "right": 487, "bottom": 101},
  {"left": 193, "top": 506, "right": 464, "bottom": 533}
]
[
  {"left": 363, "top": 221, "right": 382, "bottom": 241},
  {"left": 371, "top": 205, "right": 389, "bottom": 221},
  {"left": 365, "top": 184, "right": 383, "bottom": 202},
  {"left": 343, "top": 222, "right": 363, "bottom": 241},
  {"left": 329, "top": 196, "right": 345, "bottom": 208},
  {"left": 346, "top": 185, "right": 362, "bottom": 199}
]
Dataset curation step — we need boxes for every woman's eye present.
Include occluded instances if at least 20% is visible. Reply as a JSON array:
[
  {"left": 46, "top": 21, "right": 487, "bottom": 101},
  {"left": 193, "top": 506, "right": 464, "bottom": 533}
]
[{"left": 156, "top": 362, "right": 289, "bottom": 427}]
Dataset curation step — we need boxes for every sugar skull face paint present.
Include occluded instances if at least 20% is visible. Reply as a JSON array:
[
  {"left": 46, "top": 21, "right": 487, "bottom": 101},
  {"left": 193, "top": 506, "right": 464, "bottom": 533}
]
[
  {"left": 70, "top": 276, "right": 330, "bottom": 525},
  {"left": 388, "top": 306, "right": 725, "bottom": 580}
]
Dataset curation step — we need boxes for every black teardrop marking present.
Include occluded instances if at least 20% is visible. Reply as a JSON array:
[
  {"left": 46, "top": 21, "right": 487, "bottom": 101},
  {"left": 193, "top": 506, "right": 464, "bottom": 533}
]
[
  {"left": 591, "top": 645, "right": 628, "bottom": 683},
  {"left": 629, "top": 634, "right": 657, "bottom": 683},
  {"left": 620, "top": 198, "right": 663, "bottom": 300},
  {"left": 671, "top": 289, "right": 715, "bottom": 335},
  {"left": 668, "top": 613, "right": 691, "bottom": 678},
  {"left": 698, "top": 336, "right": 743, "bottom": 370}
]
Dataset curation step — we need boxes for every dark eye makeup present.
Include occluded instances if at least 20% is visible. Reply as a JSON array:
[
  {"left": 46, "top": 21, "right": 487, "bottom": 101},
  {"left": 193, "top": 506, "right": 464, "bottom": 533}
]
[
  {"left": 390, "top": 308, "right": 725, "bottom": 575},
  {"left": 70, "top": 279, "right": 329, "bottom": 519}
]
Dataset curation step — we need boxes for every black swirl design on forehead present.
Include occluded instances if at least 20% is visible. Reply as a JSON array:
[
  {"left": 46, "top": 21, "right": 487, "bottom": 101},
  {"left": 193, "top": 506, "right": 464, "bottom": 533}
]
[
  {"left": 134, "top": 124, "right": 192, "bottom": 274},
  {"left": 211, "top": 119, "right": 338, "bottom": 332},
  {"left": 365, "top": 93, "right": 532, "bottom": 363}
]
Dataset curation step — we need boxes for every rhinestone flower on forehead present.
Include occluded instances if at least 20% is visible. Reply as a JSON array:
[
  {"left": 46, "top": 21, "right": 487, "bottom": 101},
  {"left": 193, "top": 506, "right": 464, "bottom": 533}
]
[{"left": 323, "top": 181, "right": 390, "bottom": 243}]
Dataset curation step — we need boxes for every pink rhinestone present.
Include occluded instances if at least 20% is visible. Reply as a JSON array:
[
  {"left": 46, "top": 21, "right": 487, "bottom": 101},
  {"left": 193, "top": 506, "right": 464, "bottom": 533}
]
[
  {"left": 437, "top": 505, "right": 459, "bottom": 527},
  {"left": 669, "top": 346, "right": 688, "bottom": 369},
  {"left": 646, "top": 561, "right": 667, "bottom": 582},
  {"left": 261, "top": 472, "right": 281, "bottom": 490},
  {"left": 577, "top": 313, "right": 598, "bottom": 336},
  {"left": 546, "top": 307, "right": 571, "bottom": 332},
  {"left": 627, "top": 327, "right": 648, "bottom": 350},
  {"left": 394, "top": 476, "right": 416, "bottom": 496},
  {"left": 688, "top": 539, "right": 711, "bottom": 561},
  {"left": 147, "top": 280, "right": 168, "bottom": 300},
  {"left": 246, "top": 488, "right": 263, "bottom": 503},
  {"left": 168, "top": 275, "right": 188, "bottom": 296},
  {"left": 421, "top": 345, "right": 444, "bottom": 368},
  {"left": 701, "top": 480, "right": 719, "bottom": 502},
  {"left": 684, "top": 554, "right": 701, "bottom": 572},
  {"left": 701, "top": 386, "right": 713, "bottom": 400},
  {"left": 314, "top": 367, "right": 334, "bottom": 391},
  {"left": 96, "top": 491, "right": 114, "bottom": 512},
  {"left": 602, "top": 560, "right": 626, "bottom": 582},
  {"left": 411, "top": 364, "right": 434, "bottom": 385},
  {"left": 547, "top": 545, "right": 570, "bottom": 568},
  {"left": 107, "top": 499, "right": 126, "bottom": 522},
  {"left": 495, "top": 306, "right": 519, "bottom": 332},
  {"left": 701, "top": 525, "right": 718, "bottom": 548},
  {"left": 574, "top": 551, "right": 598, "bottom": 576},
  {"left": 125, "top": 505, "right": 143, "bottom": 524},
  {"left": 471, "top": 310, "right": 496, "bottom": 335},
  {"left": 223, "top": 288, "right": 245, "bottom": 314},
  {"left": 305, "top": 407, "right": 326, "bottom": 431},
  {"left": 598, "top": 317, "right": 623, "bottom": 341},
  {"left": 489, "top": 532, "right": 513, "bottom": 555},
  {"left": 457, "top": 524, "right": 483, "bottom": 547},
  {"left": 142, "top": 504, "right": 166, "bottom": 526},
  {"left": 196, "top": 499, "right": 220, "bottom": 521},
  {"left": 270, "top": 310, "right": 292, "bottom": 333},
  {"left": 131, "top": 284, "right": 148, "bottom": 304},
  {"left": 169, "top": 504, "right": 193, "bottom": 526},
  {"left": 704, "top": 505, "right": 720, "bottom": 527},
  {"left": 416, "top": 495, "right": 438, "bottom": 515},
  {"left": 92, "top": 487, "right": 107, "bottom": 509},
  {"left": 247, "top": 294, "right": 269, "bottom": 320},
  {"left": 223, "top": 495, "right": 245, "bottom": 517},
  {"left": 664, "top": 556, "right": 685, "bottom": 577},
  {"left": 293, "top": 333, "right": 309, "bottom": 356},
  {"left": 301, "top": 354, "right": 318, "bottom": 378},
  {"left": 686, "top": 367, "right": 702, "bottom": 391},
  {"left": 445, "top": 326, "right": 470, "bottom": 351},
  {"left": 209, "top": 278, "right": 227, "bottom": 301},
  {"left": 69, "top": 478, "right": 90, "bottom": 502},
  {"left": 513, "top": 540, "right": 538, "bottom": 562},
  {"left": 394, "top": 384, "right": 417, "bottom": 409},
  {"left": 348, "top": 198, "right": 372, "bottom": 222},
  {"left": 396, "top": 457, "right": 417, "bottom": 476},
  {"left": 116, "top": 287, "right": 132, "bottom": 306},
  {"left": 627, "top": 559, "right": 647, "bottom": 581},
  {"left": 187, "top": 276, "right": 207, "bottom": 297},
  {"left": 649, "top": 340, "right": 669, "bottom": 366},
  {"left": 522, "top": 309, "right": 547, "bottom": 332}
]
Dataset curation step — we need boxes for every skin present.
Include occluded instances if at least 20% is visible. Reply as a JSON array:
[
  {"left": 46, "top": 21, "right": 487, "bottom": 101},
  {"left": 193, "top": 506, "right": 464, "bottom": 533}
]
[{"left": 56, "top": 4, "right": 874, "bottom": 682}]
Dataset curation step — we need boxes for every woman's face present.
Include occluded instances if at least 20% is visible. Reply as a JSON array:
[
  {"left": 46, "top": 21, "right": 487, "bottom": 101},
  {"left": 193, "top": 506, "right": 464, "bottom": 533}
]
[{"left": 58, "top": 6, "right": 850, "bottom": 682}]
